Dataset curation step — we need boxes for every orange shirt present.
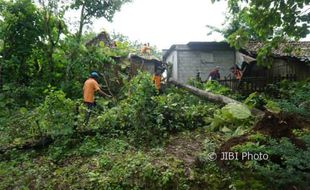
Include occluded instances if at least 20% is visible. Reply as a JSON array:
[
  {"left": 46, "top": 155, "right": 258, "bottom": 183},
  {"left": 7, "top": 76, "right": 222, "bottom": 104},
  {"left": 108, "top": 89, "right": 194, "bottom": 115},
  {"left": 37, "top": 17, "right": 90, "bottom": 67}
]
[
  {"left": 152, "top": 75, "right": 161, "bottom": 90},
  {"left": 233, "top": 69, "right": 242, "bottom": 80},
  {"left": 83, "top": 78, "right": 100, "bottom": 103},
  {"left": 141, "top": 46, "right": 151, "bottom": 54}
]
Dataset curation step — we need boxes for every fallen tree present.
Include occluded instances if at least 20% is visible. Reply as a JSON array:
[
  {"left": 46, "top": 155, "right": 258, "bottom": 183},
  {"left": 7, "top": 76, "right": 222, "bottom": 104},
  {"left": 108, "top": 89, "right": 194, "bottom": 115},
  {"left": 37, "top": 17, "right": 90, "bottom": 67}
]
[
  {"left": 0, "top": 79, "right": 264, "bottom": 156},
  {"left": 0, "top": 128, "right": 110, "bottom": 157},
  {"left": 168, "top": 79, "right": 264, "bottom": 117}
]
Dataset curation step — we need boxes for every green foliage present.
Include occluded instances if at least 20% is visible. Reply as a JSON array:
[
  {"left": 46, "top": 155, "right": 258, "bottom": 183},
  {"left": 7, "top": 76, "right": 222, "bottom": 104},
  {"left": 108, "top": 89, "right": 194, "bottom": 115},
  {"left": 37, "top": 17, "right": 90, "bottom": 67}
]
[
  {"left": 188, "top": 79, "right": 233, "bottom": 96},
  {"left": 0, "top": 0, "right": 44, "bottom": 84},
  {"left": 212, "top": 0, "right": 310, "bottom": 66},
  {"left": 154, "top": 89, "right": 216, "bottom": 131},
  {"left": 209, "top": 103, "right": 253, "bottom": 136},
  {"left": 0, "top": 1, "right": 309, "bottom": 189},
  {"left": 244, "top": 92, "right": 267, "bottom": 110},
  {"left": 0, "top": 136, "right": 191, "bottom": 190},
  {"left": 232, "top": 134, "right": 310, "bottom": 189},
  {"left": 264, "top": 100, "right": 281, "bottom": 114},
  {"left": 35, "top": 89, "right": 76, "bottom": 136},
  {"left": 95, "top": 72, "right": 159, "bottom": 144},
  {"left": 71, "top": 0, "right": 132, "bottom": 41},
  {"left": 244, "top": 92, "right": 281, "bottom": 113},
  {"left": 38, "top": 0, "right": 68, "bottom": 81},
  {"left": 277, "top": 80, "right": 310, "bottom": 105},
  {"left": 0, "top": 89, "right": 76, "bottom": 147},
  {"left": 227, "top": 28, "right": 249, "bottom": 50},
  {"left": 204, "top": 80, "right": 231, "bottom": 95},
  {"left": 187, "top": 77, "right": 205, "bottom": 89},
  {"left": 95, "top": 72, "right": 217, "bottom": 145},
  {"left": 1, "top": 84, "right": 42, "bottom": 108},
  {"left": 266, "top": 80, "right": 310, "bottom": 117},
  {"left": 223, "top": 103, "right": 251, "bottom": 120}
]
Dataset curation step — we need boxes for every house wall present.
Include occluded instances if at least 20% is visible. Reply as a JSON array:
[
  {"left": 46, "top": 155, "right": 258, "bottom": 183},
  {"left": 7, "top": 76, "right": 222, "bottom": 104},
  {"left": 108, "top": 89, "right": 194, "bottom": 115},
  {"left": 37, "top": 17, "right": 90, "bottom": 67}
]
[
  {"left": 270, "top": 59, "right": 293, "bottom": 77},
  {"left": 129, "top": 59, "right": 156, "bottom": 75},
  {"left": 165, "top": 50, "right": 178, "bottom": 80},
  {"left": 270, "top": 59, "right": 310, "bottom": 80},
  {"left": 176, "top": 49, "right": 235, "bottom": 83},
  {"left": 143, "top": 63, "right": 156, "bottom": 74}
]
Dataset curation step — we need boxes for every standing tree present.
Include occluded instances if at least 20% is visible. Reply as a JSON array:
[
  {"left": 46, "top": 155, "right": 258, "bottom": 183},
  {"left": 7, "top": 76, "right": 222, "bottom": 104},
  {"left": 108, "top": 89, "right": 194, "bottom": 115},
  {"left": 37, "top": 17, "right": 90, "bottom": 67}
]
[
  {"left": 0, "top": 0, "right": 43, "bottom": 85},
  {"left": 71, "top": 0, "right": 132, "bottom": 43},
  {"left": 37, "top": 0, "right": 68, "bottom": 81},
  {"left": 211, "top": 0, "right": 310, "bottom": 65}
]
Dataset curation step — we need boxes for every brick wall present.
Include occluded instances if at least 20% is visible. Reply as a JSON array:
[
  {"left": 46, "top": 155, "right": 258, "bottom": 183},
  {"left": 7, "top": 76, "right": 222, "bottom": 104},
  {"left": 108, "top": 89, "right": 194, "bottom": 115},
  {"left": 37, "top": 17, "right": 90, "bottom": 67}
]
[{"left": 176, "top": 50, "right": 235, "bottom": 83}]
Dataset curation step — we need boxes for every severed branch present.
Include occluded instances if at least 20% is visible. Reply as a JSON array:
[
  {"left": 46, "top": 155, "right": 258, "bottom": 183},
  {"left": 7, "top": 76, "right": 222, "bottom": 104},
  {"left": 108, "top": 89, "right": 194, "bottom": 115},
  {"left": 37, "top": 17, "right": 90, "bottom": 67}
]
[
  {"left": 100, "top": 72, "right": 114, "bottom": 98},
  {"left": 169, "top": 79, "right": 264, "bottom": 117}
]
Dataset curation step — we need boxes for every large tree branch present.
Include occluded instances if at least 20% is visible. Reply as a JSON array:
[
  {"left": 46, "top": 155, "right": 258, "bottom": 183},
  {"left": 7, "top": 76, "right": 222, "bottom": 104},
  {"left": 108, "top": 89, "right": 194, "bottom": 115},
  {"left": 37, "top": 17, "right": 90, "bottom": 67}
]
[
  {"left": 169, "top": 79, "right": 264, "bottom": 117},
  {"left": 0, "top": 127, "right": 111, "bottom": 157}
]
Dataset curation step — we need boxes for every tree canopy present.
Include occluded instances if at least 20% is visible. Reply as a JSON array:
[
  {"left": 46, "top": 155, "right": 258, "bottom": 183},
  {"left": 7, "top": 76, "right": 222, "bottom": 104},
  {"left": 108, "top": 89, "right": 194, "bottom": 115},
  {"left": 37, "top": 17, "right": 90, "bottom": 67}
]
[
  {"left": 0, "top": 0, "right": 309, "bottom": 189},
  {"left": 211, "top": 0, "right": 310, "bottom": 65},
  {"left": 71, "top": 0, "right": 132, "bottom": 42},
  {"left": 0, "top": 0, "right": 43, "bottom": 84}
]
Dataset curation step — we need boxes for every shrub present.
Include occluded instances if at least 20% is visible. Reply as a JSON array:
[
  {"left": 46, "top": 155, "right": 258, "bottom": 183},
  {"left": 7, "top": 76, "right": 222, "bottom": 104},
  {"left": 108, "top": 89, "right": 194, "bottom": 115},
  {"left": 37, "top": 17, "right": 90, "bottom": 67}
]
[{"left": 209, "top": 103, "right": 253, "bottom": 136}]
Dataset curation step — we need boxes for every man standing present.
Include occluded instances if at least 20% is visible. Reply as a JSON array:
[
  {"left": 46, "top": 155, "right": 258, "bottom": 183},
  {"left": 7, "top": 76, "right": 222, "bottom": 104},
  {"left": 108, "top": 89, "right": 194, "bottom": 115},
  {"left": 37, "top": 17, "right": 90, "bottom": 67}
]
[
  {"left": 152, "top": 70, "right": 161, "bottom": 91},
  {"left": 83, "top": 71, "right": 110, "bottom": 125},
  {"left": 208, "top": 66, "right": 221, "bottom": 81},
  {"left": 140, "top": 43, "right": 151, "bottom": 57}
]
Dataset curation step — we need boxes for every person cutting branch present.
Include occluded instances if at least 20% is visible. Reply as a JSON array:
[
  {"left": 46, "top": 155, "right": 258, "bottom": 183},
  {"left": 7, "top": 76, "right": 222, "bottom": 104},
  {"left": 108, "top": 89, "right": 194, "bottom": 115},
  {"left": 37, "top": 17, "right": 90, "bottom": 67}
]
[{"left": 83, "top": 71, "right": 111, "bottom": 125}]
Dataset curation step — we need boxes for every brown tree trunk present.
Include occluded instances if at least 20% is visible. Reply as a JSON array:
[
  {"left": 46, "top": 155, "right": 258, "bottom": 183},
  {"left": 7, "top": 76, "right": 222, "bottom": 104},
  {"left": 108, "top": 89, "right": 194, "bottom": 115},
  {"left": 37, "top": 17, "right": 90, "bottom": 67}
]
[
  {"left": 169, "top": 79, "right": 264, "bottom": 117},
  {"left": 0, "top": 64, "right": 2, "bottom": 91},
  {"left": 77, "top": 2, "right": 86, "bottom": 43}
]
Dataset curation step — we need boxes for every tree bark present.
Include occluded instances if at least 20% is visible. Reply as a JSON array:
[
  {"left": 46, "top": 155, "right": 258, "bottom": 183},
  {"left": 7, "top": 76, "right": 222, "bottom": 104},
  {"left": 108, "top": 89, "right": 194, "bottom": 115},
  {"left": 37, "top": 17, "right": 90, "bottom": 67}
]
[
  {"left": 169, "top": 79, "right": 264, "bottom": 117},
  {"left": 0, "top": 128, "right": 107, "bottom": 156},
  {"left": 0, "top": 64, "right": 2, "bottom": 91},
  {"left": 77, "top": 2, "right": 86, "bottom": 43}
]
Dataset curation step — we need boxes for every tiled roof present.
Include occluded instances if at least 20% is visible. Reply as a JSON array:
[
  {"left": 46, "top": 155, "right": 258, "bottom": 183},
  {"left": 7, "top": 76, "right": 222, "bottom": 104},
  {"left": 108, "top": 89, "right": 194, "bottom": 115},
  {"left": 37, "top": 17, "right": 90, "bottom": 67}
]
[{"left": 245, "top": 41, "right": 310, "bottom": 62}]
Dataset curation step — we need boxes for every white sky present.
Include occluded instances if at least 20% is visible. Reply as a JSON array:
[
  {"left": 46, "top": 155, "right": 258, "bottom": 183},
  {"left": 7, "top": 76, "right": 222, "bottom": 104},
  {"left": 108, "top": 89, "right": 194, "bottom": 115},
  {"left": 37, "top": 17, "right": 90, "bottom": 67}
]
[
  {"left": 90, "top": 0, "right": 228, "bottom": 50},
  {"left": 65, "top": 0, "right": 309, "bottom": 50}
]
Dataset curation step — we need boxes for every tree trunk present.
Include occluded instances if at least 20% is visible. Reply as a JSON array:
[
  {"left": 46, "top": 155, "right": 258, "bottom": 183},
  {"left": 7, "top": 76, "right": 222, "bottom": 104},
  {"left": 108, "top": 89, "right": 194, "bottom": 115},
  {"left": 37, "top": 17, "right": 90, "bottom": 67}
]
[
  {"left": 169, "top": 79, "right": 264, "bottom": 117},
  {"left": 0, "top": 64, "right": 2, "bottom": 91},
  {"left": 0, "top": 128, "right": 107, "bottom": 156},
  {"left": 47, "top": 47, "right": 55, "bottom": 83},
  {"left": 19, "top": 57, "right": 27, "bottom": 85},
  {"left": 77, "top": 2, "right": 86, "bottom": 43}
]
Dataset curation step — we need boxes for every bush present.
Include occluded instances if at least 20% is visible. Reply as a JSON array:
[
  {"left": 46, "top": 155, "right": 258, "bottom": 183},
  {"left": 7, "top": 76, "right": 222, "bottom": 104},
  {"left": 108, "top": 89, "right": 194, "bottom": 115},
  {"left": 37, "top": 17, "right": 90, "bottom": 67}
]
[
  {"left": 265, "top": 80, "right": 310, "bottom": 117},
  {"left": 94, "top": 72, "right": 217, "bottom": 145},
  {"left": 0, "top": 89, "right": 76, "bottom": 147},
  {"left": 208, "top": 103, "right": 253, "bottom": 136},
  {"left": 232, "top": 134, "right": 310, "bottom": 189},
  {"left": 35, "top": 89, "right": 76, "bottom": 136}
]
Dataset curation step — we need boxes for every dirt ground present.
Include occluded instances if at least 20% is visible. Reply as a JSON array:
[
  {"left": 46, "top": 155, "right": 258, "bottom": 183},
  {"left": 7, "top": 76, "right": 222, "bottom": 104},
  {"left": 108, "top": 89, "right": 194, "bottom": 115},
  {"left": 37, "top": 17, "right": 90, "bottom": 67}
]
[
  {"left": 164, "top": 130, "right": 207, "bottom": 167},
  {"left": 219, "top": 111, "right": 310, "bottom": 156}
]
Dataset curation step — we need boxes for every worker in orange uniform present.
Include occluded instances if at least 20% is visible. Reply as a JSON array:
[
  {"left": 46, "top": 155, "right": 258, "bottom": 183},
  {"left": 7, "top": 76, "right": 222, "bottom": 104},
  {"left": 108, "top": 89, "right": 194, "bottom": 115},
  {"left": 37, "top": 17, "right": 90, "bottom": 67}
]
[
  {"left": 83, "top": 71, "right": 111, "bottom": 125},
  {"left": 230, "top": 65, "right": 242, "bottom": 80},
  {"left": 141, "top": 43, "right": 151, "bottom": 56},
  {"left": 152, "top": 70, "right": 161, "bottom": 91}
]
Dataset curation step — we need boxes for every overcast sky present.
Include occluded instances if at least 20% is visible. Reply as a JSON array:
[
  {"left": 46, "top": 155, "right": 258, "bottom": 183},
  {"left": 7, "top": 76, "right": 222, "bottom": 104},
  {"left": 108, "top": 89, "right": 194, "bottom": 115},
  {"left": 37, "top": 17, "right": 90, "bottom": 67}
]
[
  {"left": 66, "top": 0, "right": 309, "bottom": 50},
  {"left": 90, "top": 0, "right": 228, "bottom": 50}
]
